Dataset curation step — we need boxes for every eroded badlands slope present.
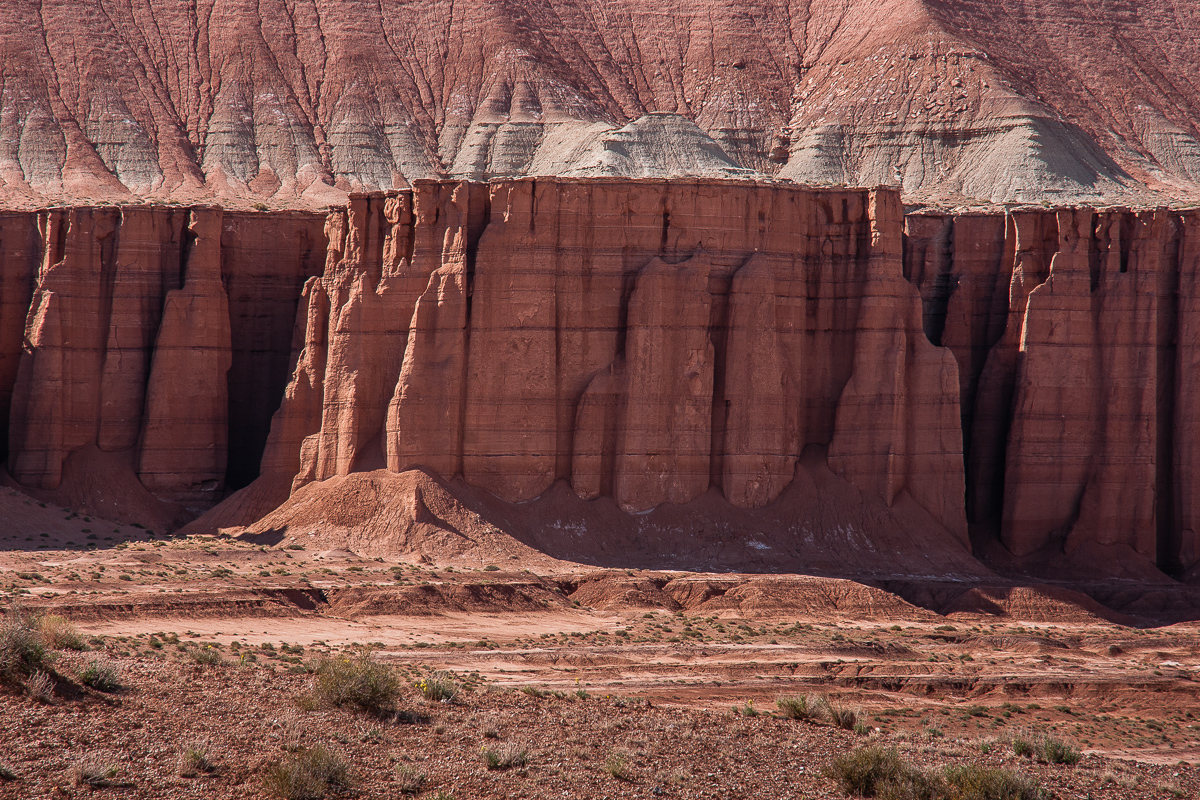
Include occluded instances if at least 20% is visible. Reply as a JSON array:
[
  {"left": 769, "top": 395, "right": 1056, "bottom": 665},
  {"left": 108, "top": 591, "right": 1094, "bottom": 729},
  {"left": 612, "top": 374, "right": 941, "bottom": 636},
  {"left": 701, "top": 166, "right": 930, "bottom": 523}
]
[
  {"left": 3, "top": 180, "right": 1199, "bottom": 585},
  {"left": 2, "top": 0, "right": 1200, "bottom": 207}
]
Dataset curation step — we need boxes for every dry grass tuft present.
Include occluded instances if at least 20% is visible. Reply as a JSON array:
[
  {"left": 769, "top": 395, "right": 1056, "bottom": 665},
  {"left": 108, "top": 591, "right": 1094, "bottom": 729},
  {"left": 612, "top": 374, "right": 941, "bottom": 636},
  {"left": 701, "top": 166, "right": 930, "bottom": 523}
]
[{"left": 262, "top": 745, "right": 352, "bottom": 800}]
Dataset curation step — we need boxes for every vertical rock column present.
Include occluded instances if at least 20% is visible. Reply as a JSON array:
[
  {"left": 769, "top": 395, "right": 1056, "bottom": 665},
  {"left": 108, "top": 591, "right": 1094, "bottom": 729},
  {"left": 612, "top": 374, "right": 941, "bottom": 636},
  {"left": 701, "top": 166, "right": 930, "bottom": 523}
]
[
  {"left": 1001, "top": 209, "right": 1101, "bottom": 556},
  {"left": 386, "top": 184, "right": 474, "bottom": 478},
  {"left": 137, "top": 208, "right": 233, "bottom": 502},
  {"left": 462, "top": 179, "right": 560, "bottom": 500},
  {"left": 9, "top": 208, "right": 120, "bottom": 488},
  {"left": 965, "top": 211, "right": 1056, "bottom": 524},
  {"left": 722, "top": 254, "right": 792, "bottom": 508},
  {"left": 0, "top": 212, "right": 41, "bottom": 465},
  {"left": 1068, "top": 212, "right": 1163, "bottom": 557},
  {"left": 98, "top": 206, "right": 184, "bottom": 451},
  {"left": 829, "top": 189, "right": 966, "bottom": 540},
  {"left": 1176, "top": 212, "right": 1200, "bottom": 569},
  {"left": 613, "top": 253, "right": 715, "bottom": 512}
]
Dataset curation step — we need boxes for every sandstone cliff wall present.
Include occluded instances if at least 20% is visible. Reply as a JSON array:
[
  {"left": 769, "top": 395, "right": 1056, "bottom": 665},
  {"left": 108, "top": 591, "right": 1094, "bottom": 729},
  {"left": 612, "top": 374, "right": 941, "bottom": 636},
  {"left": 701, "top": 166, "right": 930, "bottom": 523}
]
[
  {"left": 1, "top": 206, "right": 324, "bottom": 508},
  {"left": 258, "top": 179, "right": 967, "bottom": 543},
  {"left": 905, "top": 207, "right": 1200, "bottom": 572},
  {"left": 4, "top": 181, "right": 1200, "bottom": 578}
]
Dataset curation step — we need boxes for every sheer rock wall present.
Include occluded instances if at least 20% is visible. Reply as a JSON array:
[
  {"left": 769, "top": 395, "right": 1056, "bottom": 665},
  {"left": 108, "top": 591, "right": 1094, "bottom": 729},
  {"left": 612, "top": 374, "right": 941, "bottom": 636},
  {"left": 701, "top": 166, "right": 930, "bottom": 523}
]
[
  {"left": 4, "top": 180, "right": 1200, "bottom": 575},
  {"left": 1, "top": 206, "right": 324, "bottom": 505}
]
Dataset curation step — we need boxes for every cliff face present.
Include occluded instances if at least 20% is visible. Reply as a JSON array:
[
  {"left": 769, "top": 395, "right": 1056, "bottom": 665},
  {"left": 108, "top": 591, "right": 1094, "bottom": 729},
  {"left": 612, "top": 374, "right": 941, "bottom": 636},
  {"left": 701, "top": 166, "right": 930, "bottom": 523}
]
[
  {"left": 1, "top": 206, "right": 324, "bottom": 513},
  {"left": 254, "top": 179, "right": 967, "bottom": 551},
  {"left": 3, "top": 0, "right": 1200, "bottom": 208},
  {"left": 4, "top": 181, "right": 1200, "bottom": 579},
  {"left": 905, "top": 207, "right": 1200, "bottom": 572}
]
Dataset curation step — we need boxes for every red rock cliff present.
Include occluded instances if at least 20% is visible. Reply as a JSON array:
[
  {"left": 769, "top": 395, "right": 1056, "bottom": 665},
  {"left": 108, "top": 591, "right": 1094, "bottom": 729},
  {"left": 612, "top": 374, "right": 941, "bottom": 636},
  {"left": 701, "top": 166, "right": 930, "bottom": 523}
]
[
  {"left": 905, "top": 206, "right": 1200, "bottom": 573},
  {"left": 5, "top": 181, "right": 1200, "bottom": 579},
  {"left": 2, "top": 205, "right": 324, "bottom": 511},
  {"left": 259, "top": 179, "right": 968, "bottom": 545}
]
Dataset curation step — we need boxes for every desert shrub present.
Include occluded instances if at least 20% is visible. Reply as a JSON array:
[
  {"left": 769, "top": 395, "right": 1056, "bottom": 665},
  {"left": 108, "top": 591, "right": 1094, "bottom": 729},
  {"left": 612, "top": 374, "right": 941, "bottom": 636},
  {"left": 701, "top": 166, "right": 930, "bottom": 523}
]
[
  {"left": 876, "top": 768, "right": 943, "bottom": 800},
  {"left": 1011, "top": 730, "right": 1080, "bottom": 765},
  {"left": 39, "top": 615, "right": 85, "bottom": 650},
  {"left": 309, "top": 655, "right": 399, "bottom": 715},
  {"left": 26, "top": 669, "right": 55, "bottom": 703},
  {"left": 0, "top": 606, "right": 48, "bottom": 680},
  {"left": 416, "top": 671, "right": 459, "bottom": 703},
  {"left": 604, "top": 751, "right": 633, "bottom": 781},
  {"left": 1037, "top": 736, "right": 1080, "bottom": 765},
  {"left": 822, "top": 696, "right": 866, "bottom": 732},
  {"left": 262, "top": 746, "right": 351, "bottom": 800},
  {"left": 79, "top": 658, "right": 122, "bottom": 692},
  {"left": 191, "top": 646, "right": 222, "bottom": 666},
  {"left": 179, "top": 744, "right": 215, "bottom": 777},
  {"left": 943, "top": 764, "right": 1045, "bottom": 800},
  {"left": 0, "top": 762, "right": 15, "bottom": 780},
  {"left": 395, "top": 764, "right": 425, "bottom": 794},
  {"left": 481, "top": 741, "right": 528, "bottom": 771},
  {"left": 827, "top": 747, "right": 911, "bottom": 796},
  {"left": 73, "top": 756, "right": 119, "bottom": 788},
  {"left": 829, "top": 748, "right": 1044, "bottom": 800},
  {"left": 777, "top": 694, "right": 826, "bottom": 722}
]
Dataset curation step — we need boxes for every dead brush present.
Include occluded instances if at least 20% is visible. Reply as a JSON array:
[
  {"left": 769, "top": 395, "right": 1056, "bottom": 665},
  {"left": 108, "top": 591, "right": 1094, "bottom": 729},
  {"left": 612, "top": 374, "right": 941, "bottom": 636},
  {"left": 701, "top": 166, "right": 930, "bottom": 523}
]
[
  {"left": 262, "top": 745, "right": 352, "bottom": 800},
  {"left": 395, "top": 764, "right": 426, "bottom": 794},
  {"left": 0, "top": 605, "right": 49, "bottom": 682},
  {"left": 481, "top": 740, "right": 529, "bottom": 771},
  {"left": 819, "top": 695, "right": 867, "bottom": 734},
  {"left": 26, "top": 669, "right": 55, "bottom": 703},
  {"left": 38, "top": 615, "right": 85, "bottom": 651},
  {"left": 73, "top": 755, "right": 120, "bottom": 788}
]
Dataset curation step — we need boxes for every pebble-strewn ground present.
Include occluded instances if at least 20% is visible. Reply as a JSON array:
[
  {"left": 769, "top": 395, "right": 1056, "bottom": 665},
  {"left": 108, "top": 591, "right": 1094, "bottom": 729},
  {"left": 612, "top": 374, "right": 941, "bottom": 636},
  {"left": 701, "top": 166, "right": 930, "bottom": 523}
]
[{"left": 1, "top": 650, "right": 1198, "bottom": 800}]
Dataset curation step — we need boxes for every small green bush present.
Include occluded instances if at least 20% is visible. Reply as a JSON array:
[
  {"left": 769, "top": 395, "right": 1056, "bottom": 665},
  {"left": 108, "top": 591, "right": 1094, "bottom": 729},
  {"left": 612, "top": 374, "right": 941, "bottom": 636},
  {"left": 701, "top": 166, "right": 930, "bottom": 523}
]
[
  {"left": 416, "top": 671, "right": 459, "bottom": 703},
  {"left": 827, "top": 746, "right": 910, "bottom": 796},
  {"left": 262, "top": 746, "right": 351, "bottom": 800},
  {"left": 79, "top": 658, "right": 122, "bottom": 692},
  {"left": 0, "top": 606, "right": 49, "bottom": 680},
  {"left": 828, "top": 747, "right": 1045, "bottom": 800},
  {"left": 309, "top": 655, "right": 399, "bottom": 715},
  {"left": 191, "top": 646, "right": 222, "bottom": 666},
  {"left": 1011, "top": 730, "right": 1080, "bottom": 765},
  {"left": 604, "top": 751, "right": 633, "bottom": 781},
  {"left": 777, "top": 694, "right": 826, "bottom": 722},
  {"left": 943, "top": 764, "right": 1045, "bottom": 800},
  {"left": 179, "top": 744, "right": 215, "bottom": 777}
]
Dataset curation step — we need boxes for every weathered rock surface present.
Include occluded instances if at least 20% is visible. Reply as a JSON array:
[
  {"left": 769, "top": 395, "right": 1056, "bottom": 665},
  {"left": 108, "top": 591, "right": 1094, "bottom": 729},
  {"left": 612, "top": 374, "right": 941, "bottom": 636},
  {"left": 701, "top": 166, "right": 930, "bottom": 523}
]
[
  {"left": 263, "top": 180, "right": 968, "bottom": 553},
  {"left": 3, "top": 205, "right": 324, "bottom": 510},
  {"left": 3, "top": 0, "right": 1200, "bottom": 207},
  {"left": 5, "top": 180, "right": 1200, "bottom": 582}
]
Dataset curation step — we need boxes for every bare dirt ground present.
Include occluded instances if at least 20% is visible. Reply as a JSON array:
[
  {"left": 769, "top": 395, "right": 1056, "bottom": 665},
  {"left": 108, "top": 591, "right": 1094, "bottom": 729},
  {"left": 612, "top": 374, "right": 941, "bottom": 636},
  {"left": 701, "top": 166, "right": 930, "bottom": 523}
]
[{"left": 2, "top": 520, "right": 1200, "bottom": 799}]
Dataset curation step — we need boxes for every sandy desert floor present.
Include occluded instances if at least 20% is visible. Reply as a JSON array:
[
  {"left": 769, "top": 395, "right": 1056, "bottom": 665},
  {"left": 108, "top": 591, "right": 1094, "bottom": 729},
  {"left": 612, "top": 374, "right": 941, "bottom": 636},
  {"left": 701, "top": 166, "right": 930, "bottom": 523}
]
[{"left": 2, "top": 517, "right": 1200, "bottom": 799}]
